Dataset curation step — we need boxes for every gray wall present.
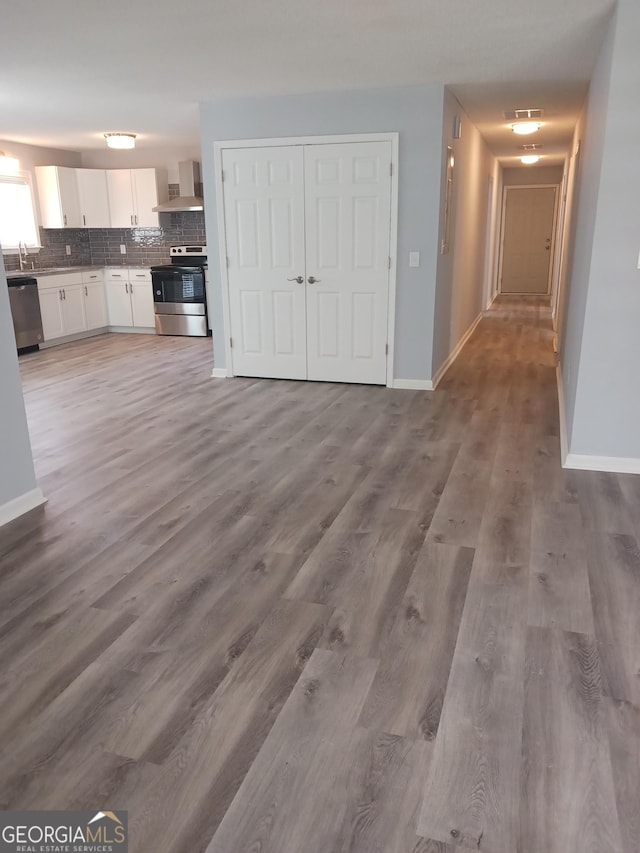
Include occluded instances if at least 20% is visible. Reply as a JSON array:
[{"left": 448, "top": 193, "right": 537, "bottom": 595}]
[
  {"left": 0, "top": 259, "right": 39, "bottom": 511},
  {"left": 561, "top": 0, "right": 640, "bottom": 459},
  {"left": 432, "top": 89, "right": 496, "bottom": 376},
  {"left": 199, "top": 85, "right": 445, "bottom": 380}
]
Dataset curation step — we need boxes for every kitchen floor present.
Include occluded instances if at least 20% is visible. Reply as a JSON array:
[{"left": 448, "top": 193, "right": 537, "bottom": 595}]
[{"left": 1, "top": 313, "right": 638, "bottom": 853}]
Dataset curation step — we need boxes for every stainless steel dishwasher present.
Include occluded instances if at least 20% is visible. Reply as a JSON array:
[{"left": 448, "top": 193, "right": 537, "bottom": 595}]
[{"left": 7, "top": 275, "right": 44, "bottom": 351}]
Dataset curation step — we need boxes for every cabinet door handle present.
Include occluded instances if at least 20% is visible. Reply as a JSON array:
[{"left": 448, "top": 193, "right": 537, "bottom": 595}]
[
  {"left": 125, "top": 283, "right": 129, "bottom": 294},
  {"left": 130, "top": 215, "right": 134, "bottom": 226},
  {"left": 63, "top": 214, "right": 67, "bottom": 226},
  {"left": 83, "top": 214, "right": 86, "bottom": 226},
  {"left": 59, "top": 289, "right": 63, "bottom": 301},
  {"left": 85, "top": 285, "right": 88, "bottom": 296}
]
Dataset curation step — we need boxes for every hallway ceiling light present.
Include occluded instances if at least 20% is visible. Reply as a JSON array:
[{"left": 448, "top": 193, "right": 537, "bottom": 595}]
[
  {"left": 511, "top": 121, "right": 542, "bottom": 135},
  {"left": 104, "top": 132, "right": 137, "bottom": 149},
  {"left": 520, "top": 154, "right": 541, "bottom": 164}
]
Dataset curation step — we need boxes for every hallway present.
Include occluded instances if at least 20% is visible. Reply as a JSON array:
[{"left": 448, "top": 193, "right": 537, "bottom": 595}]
[{"left": 0, "top": 297, "right": 638, "bottom": 852}]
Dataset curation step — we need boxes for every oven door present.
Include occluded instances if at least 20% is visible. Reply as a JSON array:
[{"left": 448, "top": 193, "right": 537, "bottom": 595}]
[{"left": 151, "top": 265, "right": 205, "bottom": 313}]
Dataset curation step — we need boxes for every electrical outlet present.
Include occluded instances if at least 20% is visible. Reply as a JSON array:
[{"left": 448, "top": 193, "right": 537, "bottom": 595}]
[
  {"left": 120, "top": 244, "right": 127, "bottom": 255},
  {"left": 65, "top": 245, "right": 71, "bottom": 256}
]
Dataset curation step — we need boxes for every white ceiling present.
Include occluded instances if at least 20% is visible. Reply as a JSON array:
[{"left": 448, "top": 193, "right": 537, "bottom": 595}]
[{"left": 1, "top": 0, "right": 616, "bottom": 164}]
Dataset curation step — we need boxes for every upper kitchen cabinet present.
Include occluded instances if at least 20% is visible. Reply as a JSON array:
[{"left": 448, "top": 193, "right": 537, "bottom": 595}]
[
  {"left": 106, "top": 168, "right": 168, "bottom": 228},
  {"left": 35, "top": 166, "right": 82, "bottom": 228},
  {"left": 76, "top": 169, "right": 110, "bottom": 228}
]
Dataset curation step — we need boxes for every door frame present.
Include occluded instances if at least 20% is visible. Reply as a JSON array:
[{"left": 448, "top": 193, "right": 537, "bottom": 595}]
[
  {"left": 496, "top": 183, "right": 559, "bottom": 297},
  {"left": 213, "top": 133, "right": 399, "bottom": 387}
]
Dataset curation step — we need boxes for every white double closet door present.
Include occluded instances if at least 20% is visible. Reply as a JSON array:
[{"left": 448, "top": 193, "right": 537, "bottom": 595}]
[{"left": 222, "top": 140, "right": 392, "bottom": 384}]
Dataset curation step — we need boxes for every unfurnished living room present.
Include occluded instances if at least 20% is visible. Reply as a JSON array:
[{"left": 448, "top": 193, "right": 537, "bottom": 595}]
[{"left": 1, "top": 1, "right": 638, "bottom": 852}]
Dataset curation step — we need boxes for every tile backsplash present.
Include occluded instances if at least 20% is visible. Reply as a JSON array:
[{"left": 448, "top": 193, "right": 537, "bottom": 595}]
[{"left": 3, "top": 183, "right": 206, "bottom": 272}]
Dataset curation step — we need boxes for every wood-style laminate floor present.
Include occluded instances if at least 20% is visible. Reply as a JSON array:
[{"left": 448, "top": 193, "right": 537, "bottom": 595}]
[{"left": 1, "top": 297, "right": 638, "bottom": 852}]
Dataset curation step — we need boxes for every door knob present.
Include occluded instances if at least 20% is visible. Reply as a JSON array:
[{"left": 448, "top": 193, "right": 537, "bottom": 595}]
[
  {"left": 307, "top": 276, "right": 321, "bottom": 284},
  {"left": 545, "top": 238, "right": 551, "bottom": 250},
  {"left": 287, "top": 276, "right": 304, "bottom": 284}
]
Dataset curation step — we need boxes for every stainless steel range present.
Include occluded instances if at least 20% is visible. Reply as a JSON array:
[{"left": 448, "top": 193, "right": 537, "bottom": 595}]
[{"left": 151, "top": 246, "right": 209, "bottom": 337}]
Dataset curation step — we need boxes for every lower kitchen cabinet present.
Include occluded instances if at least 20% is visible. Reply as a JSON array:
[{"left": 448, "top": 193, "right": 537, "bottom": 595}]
[
  {"left": 37, "top": 274, "right": 87, "bottom": 341},
  {"left": 83, "top": 280, "right": 108, "bottom": 330},
  {"left": 37, "top": 270, "right": 109, "bottom": 342},
  {"left": 104, "top": 268, "right": 154, "bottom": 329}
]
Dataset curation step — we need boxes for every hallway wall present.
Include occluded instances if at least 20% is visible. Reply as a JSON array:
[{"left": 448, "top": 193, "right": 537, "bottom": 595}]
[
  {"left": 560, "top": 0, "right": 640, "bottom": 468},
  {"left": 432, "top": 89, "right": 497, "bottom": 381}
]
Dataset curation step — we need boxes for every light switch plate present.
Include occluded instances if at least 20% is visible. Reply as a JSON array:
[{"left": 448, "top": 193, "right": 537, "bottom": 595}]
[
  {"left": 409, "top": 251, "right": 420, "bottom": 268},
  {"left": 120, "top": 244, "right": 127, "bottom": 254},
  {"left": 65, "top": 245, "right": 71, "bottom": 256}
]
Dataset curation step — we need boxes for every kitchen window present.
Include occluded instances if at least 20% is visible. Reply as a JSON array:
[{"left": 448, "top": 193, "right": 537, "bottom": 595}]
[{"left": 0, "top": 172, "right": 40, "bottom": 253}]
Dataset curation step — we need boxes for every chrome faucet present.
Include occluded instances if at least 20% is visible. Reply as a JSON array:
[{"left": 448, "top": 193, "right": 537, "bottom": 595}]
[{"left": 18, "top": 241, "right": 29, "bottom": 271}]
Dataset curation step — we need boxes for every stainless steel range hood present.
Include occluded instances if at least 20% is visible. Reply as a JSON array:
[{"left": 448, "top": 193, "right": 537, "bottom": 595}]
[{"left": 153, "top": 160, "right": 204, "bottom": 212}]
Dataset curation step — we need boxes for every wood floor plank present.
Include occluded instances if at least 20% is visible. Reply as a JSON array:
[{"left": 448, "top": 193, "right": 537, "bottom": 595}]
[
  {"left": 358, "top": 542, "right": 474, "bottom": 741},
  {"left": 417, "top": 579, "right": 527, "bottom": 851},
  {"left": 527, "top": 501, "right": 594, "bottom": 633},
  {"left": 586, "top": 531, "right": 640, "bottom": 704},
  {"left": 206, "top": 648, "right": 380, "bottom": 853},
  {"left": 520, "top": 627, "right": 623, "bottom": 853},
  {"left": 606, "top": 696, "right": 640, "bottom": 853},
  {"left": 285, "top": 508, "right": 424, "bottom": 658}
]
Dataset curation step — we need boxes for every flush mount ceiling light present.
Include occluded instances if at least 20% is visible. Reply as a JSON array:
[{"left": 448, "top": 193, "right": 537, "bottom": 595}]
[
  {"left": 0, "top": 150, "right": 19, "bottom": 174},
  {"left": 511, "top": 121, "right": 542, "bottom": 135},
  {"left": 520, "top": 154, "right": 541, "bottom": 165},
  {"left": 104, "top": 132, "right": 137, "bottom": 149}
]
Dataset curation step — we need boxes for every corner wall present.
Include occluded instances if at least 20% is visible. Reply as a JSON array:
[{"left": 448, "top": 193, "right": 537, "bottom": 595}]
[
  {"left": 0, "top": 260, "right": 44, "bottom": 525},
  {"left": 199, "top": 85, "right": 445, "bottom": 382},
  {"left": 560, "top": 0, "right": 640, "bottom": 468},
  {"left": 432, "top": 90, "right": 497, "bottom": 381}
]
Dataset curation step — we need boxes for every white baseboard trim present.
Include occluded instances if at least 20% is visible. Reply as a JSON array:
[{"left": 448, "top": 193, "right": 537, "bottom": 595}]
[
  {"left": 0, "top": 487, "right": 46, "bottom": 528},
  {"left": 108, "top": 326, "right": 156, "bottom": 335},
  {"left": 211, "top": 367, "right": 229, "bottom": 378},
  {"left": 557, "top": 366, "right": 640, "bottom": 472},
  {"left": 391, "top": 378, "right": 434, "bottom": 391},
  {"left": 431, "top": 311, "right": 483, "bottom": 389},
  {"left": 556, "top": 364, "right": 569, "bottom": 467},
  {"left": 40, "top": 328, "right": 108, "bottom": 349},
  {"left": 564, "top": 454, "right": 640, "bottom": 475}
]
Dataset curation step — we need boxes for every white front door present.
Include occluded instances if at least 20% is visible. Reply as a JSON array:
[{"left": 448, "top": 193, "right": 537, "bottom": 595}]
[
  {"left": 222, "top": 140, "right": 392, "bottom": 385},
  {"left": 305, "top": 141, "right": 391, "bottom": 384},
  {"left": 500, "top": 186, "right": 557, "bottom": 295},
  {"left": 222, "top": 146, "right": 307, "bottom": 380}
]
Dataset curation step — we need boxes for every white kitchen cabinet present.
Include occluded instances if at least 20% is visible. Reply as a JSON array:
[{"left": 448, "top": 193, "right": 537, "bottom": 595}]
[
  {"left": 82, "top": 270, "right": 108, "bottom": 329},
  {"left": 76, "top": 169, "right": 111, "bottom": 228},
  {"left": 130, "top": 281, "right": 155, "bottom": 327},
  {"left": 37, "top": 273, "right": 87, "bottom": 340},
  {"left": 104, "top": 268, "right": 155, "bottom": 329},
  {"left": 105, "top": 168, "right": 168, "bottom": 228},
  {"left": 35, "top": 166, "right": 82, "bottom": 229},
  {"left": 38, "top": 288, "right": 65, "bottom": 340}
]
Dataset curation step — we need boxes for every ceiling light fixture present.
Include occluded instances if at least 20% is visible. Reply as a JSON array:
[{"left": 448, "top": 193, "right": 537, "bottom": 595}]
[
  {"left": 520, "top": 155, "right": 541, "bottom": 165},
  {"left": 511, "top": 121, "right": 542, "bottom": 136},
  {"left": 104, "top": 132, "right": 137, "bottom": 150},
  {"left": 0, "top": 150, "right": 19, "bottom": 174}
]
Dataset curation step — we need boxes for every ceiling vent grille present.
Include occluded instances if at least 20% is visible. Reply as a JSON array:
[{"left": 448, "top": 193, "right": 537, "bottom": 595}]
[
  {"left": 521, "top": 143, "right": 543, "bottom": 150},
  {"left": 504, "top": 108, "right": 544, "bottom": 120}
]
